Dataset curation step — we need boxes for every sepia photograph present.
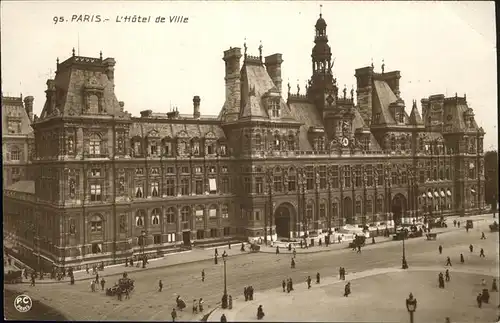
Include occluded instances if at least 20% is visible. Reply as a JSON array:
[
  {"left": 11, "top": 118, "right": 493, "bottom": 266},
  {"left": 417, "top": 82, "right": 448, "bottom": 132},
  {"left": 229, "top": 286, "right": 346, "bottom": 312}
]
[{"left": 2, "top": 1, "right": 498, "bottom": 322}]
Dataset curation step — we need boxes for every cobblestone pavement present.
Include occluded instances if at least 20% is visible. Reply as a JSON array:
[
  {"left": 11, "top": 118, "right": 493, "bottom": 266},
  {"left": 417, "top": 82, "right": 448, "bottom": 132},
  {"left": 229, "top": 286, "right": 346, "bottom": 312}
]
[{"left": 4, "top": 214, "right": 497, "bottom": 321}]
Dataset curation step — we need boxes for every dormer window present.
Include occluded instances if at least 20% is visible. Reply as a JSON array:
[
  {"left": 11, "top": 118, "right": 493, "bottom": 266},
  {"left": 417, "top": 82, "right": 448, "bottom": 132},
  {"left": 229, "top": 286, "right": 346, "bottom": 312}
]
[
  {"left": 274, "top": 135, "right": 281, "bottom": 150},
  {"left": 192, "top": 140, "right": 200, "bottom": 155},
  {"left": 395, "top": 110, "right": 404, "bottom": 123},
  {"left": 163, "top": 141, "right": 171, "bottom": 156},
  {"left": 269, "top": 100, "right": 280, "bottom": 118},
  {"left": 150, "top": 141, "right": 158, "bottom": 156}
]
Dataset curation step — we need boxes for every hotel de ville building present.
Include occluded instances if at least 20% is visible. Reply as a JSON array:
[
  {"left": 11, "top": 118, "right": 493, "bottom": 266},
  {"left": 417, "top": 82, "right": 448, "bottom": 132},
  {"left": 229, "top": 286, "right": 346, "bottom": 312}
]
[{"left": 3, "top": 14, "right": 486, "bottom": 269}]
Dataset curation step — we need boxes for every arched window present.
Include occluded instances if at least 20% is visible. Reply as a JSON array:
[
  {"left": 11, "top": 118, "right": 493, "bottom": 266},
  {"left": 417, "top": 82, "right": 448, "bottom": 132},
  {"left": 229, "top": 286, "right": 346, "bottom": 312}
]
[
  {"left": 319, "top": 202, "right": 326, "bottom": 218},
  {"left": 402, "top": 171, "right": 408, "bottom": 185},
  {"left": 89, "top": 133, "right": 101, "bottom": 156},
  {"left": 355, "top": 197, "right": 362, "bottom": 215},
  {"left": 10, "top": 146, "right": 20, "bottom": 161},
  {"left": 288, "top": 135, "right": 295, "bottom": 151},
  {"left": 273, "top": 167, "right": 283, "bottom": 192},
  {"left": 195, "top": 205, "right": 204, "bottom": 222},
  {"left": 221, "top": 204, "right": 229, "bottom": 218},
  {"left": 192, "top": 139, "right": 200, "bottom": 155},
  {"left": 274, "top": 134, "right": 281, "bottom": 150},
  {"left": 390, "top": 136, "right": 396, "bottom": 151},
  {"left": 166, "top": 207, "right": 176, "bottom": 224},
  {"left": 135, "top": 210, "right": 145, "bottom": 226},
  {"left": 90, "top": 214, "right": 103, "bottom": 232},
  {"left": 318, "top": 137, "right": 325, "bottom": 151},
  {"left": 151, "top": 208, "right": 161, "bottom": 225},
  {"left": 306, "top": 202, "right": 314, "bottom": 221},
  {"left": 255, "top": 134, "right": 262, "bottom": 151},
  {"left": 181, "top": 206, "right": 190, "bottom": 222}
]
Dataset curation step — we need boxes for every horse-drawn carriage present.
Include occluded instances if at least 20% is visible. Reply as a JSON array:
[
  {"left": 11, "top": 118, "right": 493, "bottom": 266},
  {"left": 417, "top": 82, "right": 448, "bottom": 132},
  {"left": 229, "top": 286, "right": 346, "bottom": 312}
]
[
  {"left": 250, "top": 243, "right": 260, "bottom": 252},
  {"left": 489, "top": 221, "right": 498, "bottom": 232},
  {"left": 106, "top": 273, "right": 134, "bottom": 297},
  {"left": 348, "top": 235, "right": 366, "bottom": 249}
]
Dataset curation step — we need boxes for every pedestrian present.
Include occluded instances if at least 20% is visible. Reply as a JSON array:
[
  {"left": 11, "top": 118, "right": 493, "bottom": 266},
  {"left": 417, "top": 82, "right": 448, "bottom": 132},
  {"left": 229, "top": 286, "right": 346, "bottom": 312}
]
[
  {"left": 101, "top": 278, "right": 106, "bottom": 290},
  {"left": 291, "top": 258, "right": 295, "bottom": 269},
  {"left": 286, "top": 278, "right": 291, "bottom": 293},
  {"left": 228, "top": 242, "right": 231, "bottom": 250},
  {"left": 288, "top": 243, "right": 292, "bottom": 251},
  {"left": 214, "top": 255, "right": 218, "bottom": 265},
  {"left": 481, "top": 232, "right": 486, "bottom": 239},
  {"left": 293, "top": 248, "right": 297, "bottom": 258},
  {"left": 30, "top": 276, "right": 35, "bottom": 287},
  {"left": 344, "top": 282, "right": 351, "bottom": 297},
  {"left": 228, "top": 295, "right": 233, "bottom": 309},
  {"left": 220, "top": 314, "right": 227, "bottom": 322},
  {"left": 307, "top": 276, "right": 312, "bottom": 289},
  {"left": 438, "top": 272, "right": 445, "bottom": 288},
  {"left": 457, "top": 221, "right": 460, "bottom": 228},
  {"left": 159, "top": 280, "right": 163, "bottom": 292},
  {"left": 372, "top": 236, "right": 376, "bottom": 244},
  {"left": 439, "top": 245, "right": 443, "bottom": 254},
  {"left": 244, "top": 286, "right": 248, "bottom": 301},
  {"left": 338, "top": 235, "right": 342, "bottom": 243},
  {"left": 300, "top": 240, "right": 303, "bottom": 248},
  {"left": 469, "top": 244, "right": 473, "bottom": 253},
  {"left": 445, "top": 257, "right": 452, "bottom": 266},
  {"left": 480, "top": 248, "right": 485, "bottom": 258},
  {"left": 492, "top": 279, "right": 498, "bottom": 292},
  {"left": 282, "top": 279, "right": 286, "bottom": 292},
  {"left": 249, "top": 286, "right": 254, "bottom": 300},
  {"left": 222, "top": 251, "right": 228, "bottom": 258},
  {"left": 202, "top": 269, "right": 205, "bottom": 282},
  {"left": 289, "top": 278, "right": 294, "bottom": 291},
  {"left": 70, "top": 275, "right": 75, "bottom": 285},
  {"left": 96, "top": 272, "right": 99, "bottom": 282},
  {"left": 199, "top": 298, "right": 204, "bottom": 312},
  {"left": 241, "top": 243, "right": 245, "bottom": 251},
  {"left": 316, "top": 272, "right": 320, "bottom": 284},
  {"left": 460, "top": 253, "right": 464, "bottom": 264},
  {"left": 171, "top": 308, "right": 177, "bottom": 322},
  {"left": 477, "top": 293, "right": 482, "bottom": 308},
  {"left": 453, "top": 220, "right": 457, "bottom": 227},
  {"left": 90, "top": 280, "right": 95, "bottom": 292},
  {"left": 257, "top": 305, "right": 265, "bottom": 320},
  {"left": 319, "top": 238, "right": 322, "bottom": 246},
  {"left": 215, "top": 248, "right": 219, "bottom": 257},
  {"left": 276, "top": 246, "right": 280, "bottom": 254},
  {"left": 357, "top": 245, "right": 361, "bottom": 253},
  {"left": 192, "top": 299, "right": 198, "bottom": 314},
  {"left": 445, "top": 269, "right": 450, "bottom": 282},
  {"left": 86, "top": 264, "right": 89, "bottom": 274}
]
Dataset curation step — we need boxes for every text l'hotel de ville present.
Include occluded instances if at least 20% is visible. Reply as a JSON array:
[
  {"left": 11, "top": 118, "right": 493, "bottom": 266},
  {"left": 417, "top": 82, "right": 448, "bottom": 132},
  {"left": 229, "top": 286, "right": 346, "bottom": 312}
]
[{"left": 53, "top": 14, "right": 189, "bottom": 24}]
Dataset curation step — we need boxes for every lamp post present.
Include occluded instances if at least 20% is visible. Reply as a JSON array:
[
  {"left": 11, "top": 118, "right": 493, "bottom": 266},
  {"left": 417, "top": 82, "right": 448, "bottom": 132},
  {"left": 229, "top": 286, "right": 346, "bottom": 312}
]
[
  {"left": 327, "top": 166, "right": 333, "bottom": 235},
  {"left": 405, "top": 292, "right": 417, "bottom": 323},
  {"left": 300, "top": 170, "right": 307, "bottom": 242},
  {"left": 221, "top": 253, "right": 228, "bottom": 309},
  {"left": 402, "top": 228, "right": 408, "bottom": 269},
  {"left": 140, "top": 230, "right": 146, "bottom": 268},
  {"left": 267, "top": 170, "right": 273, "bottom": 243}
]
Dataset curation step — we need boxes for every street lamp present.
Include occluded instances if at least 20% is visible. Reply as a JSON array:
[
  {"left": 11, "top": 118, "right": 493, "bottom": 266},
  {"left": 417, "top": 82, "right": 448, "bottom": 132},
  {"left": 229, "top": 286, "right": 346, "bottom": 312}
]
[
  {"left": 221, "top": 253, "right": 228, "bottom": 309},
  {"left": 402, "top": 229, "right": 408, "bottom": 269},
  {"left": 405, "top": 293, "right": 417, "bottom": 323},
  {"left": 140, "top": 230, "right": 146, "bottom": 268}
]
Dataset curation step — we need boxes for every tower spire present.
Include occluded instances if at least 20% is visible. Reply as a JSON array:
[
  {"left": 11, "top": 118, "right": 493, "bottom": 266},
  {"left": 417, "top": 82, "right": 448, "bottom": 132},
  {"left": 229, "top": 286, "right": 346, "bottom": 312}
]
[{"left": 320, "top": 4, "right": 322, "bottom": 17}]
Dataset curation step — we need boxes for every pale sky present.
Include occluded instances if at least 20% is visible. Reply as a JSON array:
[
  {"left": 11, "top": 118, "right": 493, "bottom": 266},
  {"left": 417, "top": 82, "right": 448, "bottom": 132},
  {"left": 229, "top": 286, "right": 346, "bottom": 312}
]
[{"left": 1, "top": 1, "right": 497, "bottom": 150}]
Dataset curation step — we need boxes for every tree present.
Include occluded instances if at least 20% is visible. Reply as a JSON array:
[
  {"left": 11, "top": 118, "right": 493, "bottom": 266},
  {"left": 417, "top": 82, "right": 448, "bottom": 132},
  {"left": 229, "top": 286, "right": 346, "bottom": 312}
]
[{"left": 484, "top": 150, "right": 498, "bottom": 209}]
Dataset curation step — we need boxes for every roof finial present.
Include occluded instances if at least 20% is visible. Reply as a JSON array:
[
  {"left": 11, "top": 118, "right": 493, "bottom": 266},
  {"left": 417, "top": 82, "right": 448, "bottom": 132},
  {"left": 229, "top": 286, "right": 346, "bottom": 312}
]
[
  {"left": 56, "top": 57, "right": 59, "bottom": 65},
  {"left": 287, "top": 80, "right": 291, "bottom": 94},
  {"left": 343, "top": 84, "right": 347, "bottom": 99},
  {"left": 258, "top": 40, "right": 263, "bottom": 60},
  {"left": 371, "top": 58, "right": 374, "bottom": 69},
  {"left": 464, "top": 93, "right": 467, "bottom": 101},
  {"left": 297, "top": 79, "right": 300, "bottom": 95},
  {"left": 244, "top": 37, "right": 247, "bottom": 57},
  {"left": 72, "top": 47, "right": 75, "bottom": 57},
  {"left": 350, "top": 85, "right": 354, "bottom": 99},
  {"left": 100, "top": 51, "right": 103, "bottom": 60},
  {"left": 381, "top": 59, "right": 385, "bottom": 74},
  {"left": 320, "top": 4, "right": 323, "bottom": 18}
]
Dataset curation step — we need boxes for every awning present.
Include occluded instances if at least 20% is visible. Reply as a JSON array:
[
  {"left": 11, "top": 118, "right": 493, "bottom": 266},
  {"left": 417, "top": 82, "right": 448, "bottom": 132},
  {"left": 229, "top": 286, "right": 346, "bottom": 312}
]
[
  {"left": 209, "top": 178, "right": 217, "bottom": 191},
  {"left": 440, "top": 191, "right": 446, "bottom": 197},
  {"left": 447, "top": 190, "right": 452, "bottom": 196},
  {"left": 427, "top": 192, "right": 433, "bottom": 198},
  {"left": 434, "top": 191, "right": 439, "bottom": 198}
]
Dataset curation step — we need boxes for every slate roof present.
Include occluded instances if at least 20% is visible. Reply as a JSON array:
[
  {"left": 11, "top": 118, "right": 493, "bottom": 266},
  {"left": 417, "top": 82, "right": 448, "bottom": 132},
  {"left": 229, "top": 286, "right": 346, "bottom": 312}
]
[
  {"left": 288, "top": 101, "right": 322, "bottom": 150},
  {"left": 128, "top": 122, "right": 226, "bottom": 139},
  {"left": 2, "top": 96, "right": 33, "bottom": 136},
  {"left": 373, "top": 80, "right": 398, "bottom": 124},
  {"left": 6, "top": 180, "right": 35, "bottom": 194},
  {"left": 409, "top": 102, "right": 423, "bottom": 125}
]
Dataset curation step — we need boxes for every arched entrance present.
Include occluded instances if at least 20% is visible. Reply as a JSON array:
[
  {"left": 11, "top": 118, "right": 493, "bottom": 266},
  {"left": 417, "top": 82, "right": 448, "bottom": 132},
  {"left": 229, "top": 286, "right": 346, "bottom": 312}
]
[
  {"left": 274, "top": 203, "right": 295, "bottom": 239},
  {"left": 392, "top": 194, "right": 407, "bottom": 225},
  {"left": 343, "top": 197, "right": 353, "bottom": 225}
]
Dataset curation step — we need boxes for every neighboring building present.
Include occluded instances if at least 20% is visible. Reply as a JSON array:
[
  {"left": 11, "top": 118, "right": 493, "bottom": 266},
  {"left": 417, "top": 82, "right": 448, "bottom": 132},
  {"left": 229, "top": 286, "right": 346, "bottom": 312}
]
[
  {"left": 3, "top": 14, "right": 486, "bottom": 268},
  {"left": 2, "top": 95, "right": 35, "bottom": 187}
]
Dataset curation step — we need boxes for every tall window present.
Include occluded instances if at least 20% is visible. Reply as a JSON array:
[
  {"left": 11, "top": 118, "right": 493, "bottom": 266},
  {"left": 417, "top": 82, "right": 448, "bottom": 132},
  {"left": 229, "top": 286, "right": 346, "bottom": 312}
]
[
  {"left": 377, "top": 164, "right": 383, "bottom": 186},
  {"left": 288, "top": 135, "right": 295, "bottom": 151},
  {"left": 318, "top": 137, "right": 325, "bottom": 152},
  {"left": 332, "top": 166, "right": 339, "bottom": 189},
  {"left": 90, "top": 184, "right": 102, "bottom": 201},
  {"left": 221, "top": 205, "right": 229, "bottom": 218},
  {"left": 10, "top": 147, "right": 20, "bottom": 161},
  {"left": 166, "top": 207, "right": 175, "bottom": 224},
  {"left": 355, "top": 199, "right": 362, "bottom": 215},
  {"left": 274, "top": 135, "right": 281, "bottom": 150},
  {"left": 135, "top": 184, "right": 144, "bottom": 198},
  {"left": 256, "top": 177, "right": 263, "bottom": 194},
  {"left": 150, "top": 141, "right": 158, "bottom": 156},
  {"left": 151, "top": 208, "right": 160, "bottom": 225},
  {"left": 390, "top": 137, "right": 396, "bottom": 151},
  {"left": 392, "top": 171, "right": 399, "bottom": 186},
  {"left": 181, "top": 207, "right": 190, "bottom": 222},
  {"left": 402, "top": 171, "right": 408, "bottom": 185},
  {"left": 319, "top": 203, "right": 326, "bottom": 219},
  {"left": 270, "top": 100, "right": 280, "bottom": 117},
  {"left": 181, "top": 178, "right": 190, "bottom": 195},
  {"left": 332, "top": 202, "right": 338, "bottom": 219},
  {"left": 319, "top": 166, "right": 327, "bottom": 189},
  {"left": 135, "top": 210, "right": 145, "bottom": 226},
  {"left": 306, "top": 167, "right": 314, "bottom": 190},
  {"left": 366, "top": 165, "right": 373, "bottom": 187},
  {"left": 134, "top": 140, "right": 142, "bottom": 156},
  {"left": 366, "top": 199, "right": 373, "bottom": 214},
  {"left": 151, "top": 182, "right": 159, "bottom": 197},
  {"left": 306, "top": 203, "right": 313, "bottom": 221},
  {"left": 255, "top": 135, "right": 262, "bottom": 151},
  {"left": 288, "top": 172, "right": 296, "bottom": 191},
  {"left": 166, "top": 179, "right": 175, "bottom": 196},
  {"left": 221, "top": 177, "right": 229, "bottom": 193},
  {"left": 244, "top": 177, "right": 251, "bottom": 193},
  {"left": 89, "top": 134, "right": 101, "bottom": 156},
  {"left": 195, "top": 179, "right": 204, "bottom": 195},
  {"left": 355, "top": 166, "right": 362, "bottom": 187},
  {"left": 273, "top": 175, "right": 283, "bottom": 192},
  {"left": 376, "top": 197, "right": 383, "bottom": 213},
  {"left": 344, "top": 166, "right": 351, "bottom": 188}
]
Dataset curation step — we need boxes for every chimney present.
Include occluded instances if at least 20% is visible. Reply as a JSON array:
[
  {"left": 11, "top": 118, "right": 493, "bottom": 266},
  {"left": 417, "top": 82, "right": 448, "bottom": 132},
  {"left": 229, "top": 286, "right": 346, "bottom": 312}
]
[
  {"left": 24, "top": 96, "right": 34, "bottom": 122},
  {"left": 119, "top": 101, "right": 125, "bottom": 111},
  {"left": 265, "top": 54, "right": 283, "bottom": 94},
  {"left": 193, "top": 96, "right": 201, "bottom": 119},
  {"left": 103, "top": 58, "right": 116, "bottom": 83},
  {"left": 222, "top": 47, "right": 242, "bottom": 122},
  {"left": 354, "top": 66, "right": 374, "bottom": 125}
]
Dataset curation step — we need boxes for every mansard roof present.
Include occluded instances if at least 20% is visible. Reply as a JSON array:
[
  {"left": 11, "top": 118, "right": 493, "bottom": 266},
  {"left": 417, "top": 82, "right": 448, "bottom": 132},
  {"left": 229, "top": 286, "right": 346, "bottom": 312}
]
[{"left": 372, "top": 80, "right": 398, "bottom": 125}]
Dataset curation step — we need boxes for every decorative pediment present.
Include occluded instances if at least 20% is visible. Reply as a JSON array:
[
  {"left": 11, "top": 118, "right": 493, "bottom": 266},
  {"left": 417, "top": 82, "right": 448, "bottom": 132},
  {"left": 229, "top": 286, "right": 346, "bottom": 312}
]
[
  {"left": 147, "top": 129, "right": 160, "bottom": 138},
  {"left": 176, "top": 130, "right": 189, "bottom": 138},
  {"left": 205, "top": 131, "right": 216, "bottom": 139}
]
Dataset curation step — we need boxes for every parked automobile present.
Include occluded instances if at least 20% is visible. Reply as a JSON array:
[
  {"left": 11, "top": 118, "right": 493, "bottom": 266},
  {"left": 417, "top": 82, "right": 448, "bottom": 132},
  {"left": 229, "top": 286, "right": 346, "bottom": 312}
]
[{"left": 466, "top": 220, "right": 474, "bottom": 229}]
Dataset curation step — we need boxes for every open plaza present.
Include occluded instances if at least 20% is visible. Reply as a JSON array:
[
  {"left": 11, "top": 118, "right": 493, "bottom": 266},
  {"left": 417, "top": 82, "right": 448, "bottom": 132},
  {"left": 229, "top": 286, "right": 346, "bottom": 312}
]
[{"left": 4, "top": 213, "right": 499, "bottom": 322}]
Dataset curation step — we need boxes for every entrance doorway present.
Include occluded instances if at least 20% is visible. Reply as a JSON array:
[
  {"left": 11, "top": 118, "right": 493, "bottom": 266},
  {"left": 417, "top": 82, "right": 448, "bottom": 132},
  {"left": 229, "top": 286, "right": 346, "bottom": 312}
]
[
  {"left": 344, "top": 197, "right": 353, "bottom": 224},
  {"left": 182, "top": 231, "right": 191, "bottom": 246},
  {"left": 274, "top": 203, "right": 295, "bottom": 239},
  {"left": 392, "top": 194, "right": 407, "bottom": 225}
]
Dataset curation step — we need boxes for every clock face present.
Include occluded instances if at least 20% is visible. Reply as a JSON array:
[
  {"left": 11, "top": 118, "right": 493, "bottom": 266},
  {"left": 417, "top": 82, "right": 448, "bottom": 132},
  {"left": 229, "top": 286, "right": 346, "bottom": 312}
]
[{"left": 342, "top": 137, "right": 349, "bottom": 147}]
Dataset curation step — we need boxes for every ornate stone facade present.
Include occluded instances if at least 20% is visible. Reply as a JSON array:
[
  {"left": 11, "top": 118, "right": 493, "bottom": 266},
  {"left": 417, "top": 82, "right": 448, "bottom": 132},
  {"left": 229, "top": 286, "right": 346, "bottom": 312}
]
[{"left": 3, "top": 14, "right": 485, "bottom": 268}]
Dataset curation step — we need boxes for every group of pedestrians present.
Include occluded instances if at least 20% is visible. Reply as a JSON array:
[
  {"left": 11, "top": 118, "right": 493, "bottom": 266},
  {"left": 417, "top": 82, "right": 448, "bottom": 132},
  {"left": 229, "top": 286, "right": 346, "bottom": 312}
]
[
  {"left": 282, "top": 278, "right": 294, "bottom": 293},
  {"left": 244, "top": 286, "right": 255, "bottom": 301}
]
